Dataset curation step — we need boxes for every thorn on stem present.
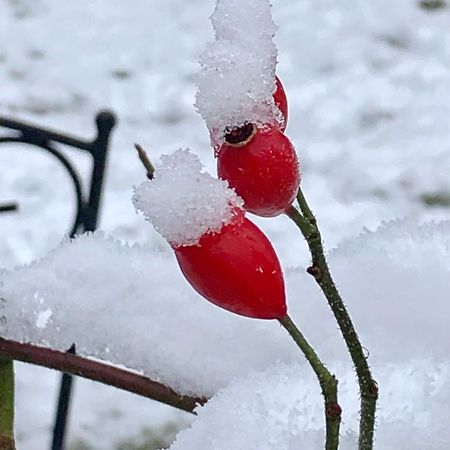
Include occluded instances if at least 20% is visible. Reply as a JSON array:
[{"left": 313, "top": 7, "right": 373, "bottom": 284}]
[
  {"left": 326, "top": 402, "right": 342, "bottom": 421},
  {"left": 307, "top": 265, "right": 322, "bottom": 280},
  {"left": 362, "top": 346, "right": 370, "bottom": 359},
  {"left": 369, "top": 381, "right": 379, "bottom": 398},
  {"left": 67, "top": 343, "right": 76, "bottom": 354}
]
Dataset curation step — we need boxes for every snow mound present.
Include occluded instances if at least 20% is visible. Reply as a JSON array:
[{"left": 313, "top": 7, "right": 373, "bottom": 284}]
[
  {"left": 322, "top": 219, "right": 450, "bottom": 364},
  {"left": 133, "top": 149, "right": 243, "bottom": 247},
  {"left": 170, "top": 360, "right": 450, "bottom": 450}
]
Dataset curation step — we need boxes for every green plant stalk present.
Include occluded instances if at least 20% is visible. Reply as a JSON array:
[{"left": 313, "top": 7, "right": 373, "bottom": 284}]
[
  {"left": 279, "top": 314, "right": 340, "bottom": 450},
  {"left": 0, "top": 358, "right": 15, "bottom": 450},
  {"left": 286, "top": 190, "right": 378, "bottom": 450}
]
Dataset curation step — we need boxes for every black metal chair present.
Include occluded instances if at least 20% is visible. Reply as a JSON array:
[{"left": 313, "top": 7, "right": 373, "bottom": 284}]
[{"left": 0, "top": 110, "right": 117, "bottom": 450}]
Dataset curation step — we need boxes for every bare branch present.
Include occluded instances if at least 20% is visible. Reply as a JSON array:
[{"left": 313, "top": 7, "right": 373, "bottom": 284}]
[{"left": 0, "top": 338, "right": 207, "bottom": 414}]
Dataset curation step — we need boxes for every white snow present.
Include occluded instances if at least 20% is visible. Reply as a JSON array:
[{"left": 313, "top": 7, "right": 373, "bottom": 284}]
[
  {"left": 133, "top": 149, "right": 243, "bottom": 247},
  {"left": 35, "top": 307, "right": 52, "bottom": 329},
  {"left": 170, "top": 360, "right": 450, "bottom": 450},
  {"left": 195, "top": 0, "right": 281, "bottom": 144}
]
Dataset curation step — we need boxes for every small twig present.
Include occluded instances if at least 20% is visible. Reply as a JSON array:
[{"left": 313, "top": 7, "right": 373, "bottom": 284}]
[
  {"left": 279, "top": 315, "right": 340, "bottom": 450},
  {"left": 0, "top": 358, "right": 15, "bottom": 450},
  {"left": 135, "top": 143, "right": 155, "bottom": 180},
  {"left": 0, "top": 338, "right": 206, "bottom": 414},
  {"left": 286, "top": 191, "right": 378, "bottom": 450}
]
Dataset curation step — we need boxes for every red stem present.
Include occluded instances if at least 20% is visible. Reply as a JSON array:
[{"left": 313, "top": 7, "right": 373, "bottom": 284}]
[{"left": 0, "top": 338, "right": 206, "bottom": 413}]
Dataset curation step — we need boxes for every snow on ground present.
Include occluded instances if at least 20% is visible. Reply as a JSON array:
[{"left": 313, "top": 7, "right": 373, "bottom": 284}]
[
  {"left": 0, "top": 0, "right": 450, "bottom": 448},
  {"left": 170, "top": 360, "right": 450, "bottom": 450}
]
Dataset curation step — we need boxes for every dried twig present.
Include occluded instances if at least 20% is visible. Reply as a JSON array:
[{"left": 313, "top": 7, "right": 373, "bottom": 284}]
[{"left": 0, "top": 338, "right": 206, "bottom": 414}]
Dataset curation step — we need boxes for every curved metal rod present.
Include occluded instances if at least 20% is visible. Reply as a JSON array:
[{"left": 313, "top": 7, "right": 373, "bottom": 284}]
[
  {"left": 0, "top": 203, "right": 18, "bottom": 213},
  {"left": 0, "top": 137, "right": 84, "bottom": 237},
  {"left": 0, "top": 117, "right": 92, "bottom": 151},
  {"left": 0, "top": 338, "right": 206, "bottom": 413}
]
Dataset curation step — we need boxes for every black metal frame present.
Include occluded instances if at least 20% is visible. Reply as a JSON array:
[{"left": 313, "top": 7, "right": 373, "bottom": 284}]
[{"left": 0, "top": 110, "right": 117, "bottom": 450}]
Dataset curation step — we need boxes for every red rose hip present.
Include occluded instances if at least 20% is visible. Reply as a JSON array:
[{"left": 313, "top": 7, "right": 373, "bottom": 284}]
[
  {"left": 217, "top": 124, "right": 300, "bottom": 217},
  {"left": 274, "top": 76, "right": 288, "bottom": 131},
  {"left": 174, "top": 210, "right": 287, "bottom": 320}
]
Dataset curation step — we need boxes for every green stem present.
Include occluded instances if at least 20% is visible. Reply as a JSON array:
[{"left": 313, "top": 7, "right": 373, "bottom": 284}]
[
  {"left": 0, "top": 358, "right": 15, "bottom": 450},
  {"left": 286, "top": 191, "right": 378, "bottom": 450},
  {"left": 279, "top": 314, "right": 340, "bottom": 450}
]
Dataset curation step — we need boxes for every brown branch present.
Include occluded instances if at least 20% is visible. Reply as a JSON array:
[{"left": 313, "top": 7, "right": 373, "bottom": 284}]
[{"left": 0, "top": 338, "right": 207, "bottom": 414}]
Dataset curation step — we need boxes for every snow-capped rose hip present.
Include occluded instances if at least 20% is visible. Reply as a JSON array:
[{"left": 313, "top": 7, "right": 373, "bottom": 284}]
[
  {"left": 133, "top": 149, "right": 287, "bottom": 320},
  {"left": 195, "top": 0, "right": 296, "bottom": 215},
  {"left": 174, "top": 209, "right": 286, "bottom": 319},
  {"left": 274, "top": 76, "right": 288, "bottom": 131},
  {"left": 217, "top": 124, "right": 300, "bottom": 217}
]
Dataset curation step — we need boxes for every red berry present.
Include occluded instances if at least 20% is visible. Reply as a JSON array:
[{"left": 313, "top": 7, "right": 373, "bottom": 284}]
[
  {"left": 274, "top": 76, "right": 288, "bottom": 131},
  {"left": 174, "top": 210, "right": 287, "bottom": 320},
  {"left": 217, "top": 124, "right": 300, "bottom": 217}
]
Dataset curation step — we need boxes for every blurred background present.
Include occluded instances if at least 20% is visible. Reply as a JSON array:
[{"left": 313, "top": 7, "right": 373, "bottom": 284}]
[{"left": 1, "top": 0, "right": 449, "bottom": 448}]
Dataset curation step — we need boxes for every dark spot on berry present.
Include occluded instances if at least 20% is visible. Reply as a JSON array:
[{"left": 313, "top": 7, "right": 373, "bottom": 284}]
[{"left": 224, "top": 123, "right": 255, "bottom": 145}]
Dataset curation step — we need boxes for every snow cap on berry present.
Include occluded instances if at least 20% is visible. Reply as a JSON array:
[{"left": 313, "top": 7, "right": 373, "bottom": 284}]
[
  {"left": 133, "top": 149, "right": 244, "bottom": 247},
  {"left": 195, "top": 0, "right": 282, "bottom": 145}
]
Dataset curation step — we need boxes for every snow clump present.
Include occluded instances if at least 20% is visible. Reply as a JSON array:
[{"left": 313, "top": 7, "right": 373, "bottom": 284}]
[
  {"left": 170, "top": 360, "right": 450, "bottom": 450},
  {"left": 133, "top": 149, "right": 244, "bottom": 247},
  {"left": 195, "top": 0, "right": 281, "bottom": 144}
]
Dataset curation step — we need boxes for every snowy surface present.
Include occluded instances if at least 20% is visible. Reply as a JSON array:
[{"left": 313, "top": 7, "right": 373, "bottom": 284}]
[
  {"left": 170, "top": 360, "right": 450, "bottom": 450},
  {"left": 1, "top": 0, "right": 450, "bottom": 448},
  {"left": 2, "top": 220, "right": 450, "bottom": 448},
  {"left": 196, "top": 0, "right": 281, "bottom": 144},
  {"left": 133, "top": 149, "right": 243, "bottom": 247}
]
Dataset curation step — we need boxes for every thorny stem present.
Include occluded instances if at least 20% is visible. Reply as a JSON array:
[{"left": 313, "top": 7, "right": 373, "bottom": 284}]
[
  {"left": 0, "top": 358, "right": 15, "bottom": 450},
  {"left": 279, "top": 315, "right": 340, "bottom": 450},
  {"left": 0, "top": 338, "right": 206, "bottom": 414},
  {"left": 286, "top": 190, "right": 378, "bottom": 450}
]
